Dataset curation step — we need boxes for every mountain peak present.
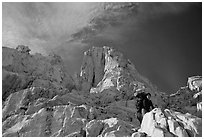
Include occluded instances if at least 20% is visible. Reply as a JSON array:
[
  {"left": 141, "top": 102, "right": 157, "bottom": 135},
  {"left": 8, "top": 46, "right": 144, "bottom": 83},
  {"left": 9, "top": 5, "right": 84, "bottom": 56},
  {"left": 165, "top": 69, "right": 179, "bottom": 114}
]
[{"left": 75, "top": 46, "right": 164, "bottom": 107}]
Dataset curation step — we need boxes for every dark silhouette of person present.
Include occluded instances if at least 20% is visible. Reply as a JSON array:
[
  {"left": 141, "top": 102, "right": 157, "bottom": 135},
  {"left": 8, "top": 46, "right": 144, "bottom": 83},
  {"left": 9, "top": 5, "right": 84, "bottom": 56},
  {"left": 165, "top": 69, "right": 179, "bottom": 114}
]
[
  {"left": 135, "top": 92, "right": 146, "bottom": 124},
  {"left": 135, "top": 92, "right": 154, "bottom": 124},
  {"left": 142, "top": 93, "right": 154, "bottom": 116}
]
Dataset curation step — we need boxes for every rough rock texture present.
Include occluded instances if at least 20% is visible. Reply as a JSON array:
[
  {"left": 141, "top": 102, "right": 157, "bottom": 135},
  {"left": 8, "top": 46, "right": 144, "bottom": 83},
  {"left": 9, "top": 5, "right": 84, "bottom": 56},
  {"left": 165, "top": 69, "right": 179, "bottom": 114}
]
[
  {"left": 2, "top": 91, "right": 137, "bottom": 137},
  {"left": 139, "top": 108, "right": 202, "bottom": 137},
  {"left": 188, "top": 76, "right": 202, "bottom": 91},
  {"left": 2, "top": 46, "right": 202, "bottom": 137},
  {"left": 78, "top": 46, "right": 165, "bottom": 108},
  {"left": 164, "top": 76, "right": 202, "bottom": 118},
  {"left": 79, "top": 47, "right": 105, "bottom": 91},
  {"left": 2, "top": 46, "right": 75, "bottom": 101},
  {"left": 3, "top": 105, "right": 87, "bottom": 137}
]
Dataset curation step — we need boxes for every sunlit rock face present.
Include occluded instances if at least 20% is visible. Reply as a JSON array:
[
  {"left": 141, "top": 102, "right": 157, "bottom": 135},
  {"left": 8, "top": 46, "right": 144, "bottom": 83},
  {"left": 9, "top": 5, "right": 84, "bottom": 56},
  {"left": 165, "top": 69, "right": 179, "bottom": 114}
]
[
  {"left": 138, "top": 108, "right": 202, "bottom": 137},
  {"left": 2, "top": 46, "right": 202, "bottom": 137},
  {"left": 3, "top": 105, "right": 88, "bottom": 137},
  {"left": 78, "top": 46, "right": 165, "bottom": 107},
  {"left": 2, "top": 87, "right": 138, "bottom": 137}
]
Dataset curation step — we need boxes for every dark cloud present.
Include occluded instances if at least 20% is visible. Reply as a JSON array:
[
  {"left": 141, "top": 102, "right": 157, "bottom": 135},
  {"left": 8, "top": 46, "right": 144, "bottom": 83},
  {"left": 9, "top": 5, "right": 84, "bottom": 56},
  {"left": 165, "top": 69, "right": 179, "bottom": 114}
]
[
  {"left": 71, "top": 3, "right": 139, "bottom": 41},
  {"left": 71, "top": 2, "right": 200, "bottom": 42}
]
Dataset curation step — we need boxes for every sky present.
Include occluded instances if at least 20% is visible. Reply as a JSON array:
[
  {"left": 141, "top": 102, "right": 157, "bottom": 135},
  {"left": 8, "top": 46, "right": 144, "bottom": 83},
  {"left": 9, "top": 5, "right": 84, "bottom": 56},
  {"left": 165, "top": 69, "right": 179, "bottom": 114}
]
[{"left": 2, "top": 2, "right": 202, "bottom": 94}]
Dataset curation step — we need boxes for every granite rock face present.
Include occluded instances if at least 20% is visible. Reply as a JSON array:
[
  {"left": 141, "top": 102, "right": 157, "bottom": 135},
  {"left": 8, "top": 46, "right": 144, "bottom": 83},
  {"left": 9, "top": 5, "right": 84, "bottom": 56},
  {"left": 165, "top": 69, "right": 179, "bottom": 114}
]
[{"left": 2, "top": 46, "right": 202, "bottom": 137}]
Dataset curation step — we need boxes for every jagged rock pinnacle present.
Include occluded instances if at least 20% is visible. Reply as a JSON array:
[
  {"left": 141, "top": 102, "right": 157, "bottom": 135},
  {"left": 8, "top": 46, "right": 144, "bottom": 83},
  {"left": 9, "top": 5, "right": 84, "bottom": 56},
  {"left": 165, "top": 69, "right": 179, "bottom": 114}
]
[{"left": 77, "top": 46, "right": 164, "bottom": 107}]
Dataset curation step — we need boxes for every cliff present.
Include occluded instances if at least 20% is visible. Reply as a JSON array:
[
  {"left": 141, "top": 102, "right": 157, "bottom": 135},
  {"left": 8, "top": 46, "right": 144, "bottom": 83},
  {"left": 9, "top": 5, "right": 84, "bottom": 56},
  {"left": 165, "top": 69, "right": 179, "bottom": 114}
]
[{"left": 76, "top": 46, "right": 165, "bottom": 107}]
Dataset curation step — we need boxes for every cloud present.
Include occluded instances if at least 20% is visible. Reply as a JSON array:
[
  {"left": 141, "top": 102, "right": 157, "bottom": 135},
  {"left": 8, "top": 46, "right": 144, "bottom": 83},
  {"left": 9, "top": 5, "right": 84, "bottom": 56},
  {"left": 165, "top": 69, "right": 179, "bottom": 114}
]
[
  {"left": 2, "top": 2, "right": 104, "bottom": 54},
  {"left": 3, "top": 2, "right": 197, "bottom": 54},
  {"left": 137, "top": 2, "right": 200, "bottom": 18},
  {"left": 70, "top": 2, "right": 199, "bottom": 43},
  {"left": 71, "top": 2, "right": 139, "bottom": 41}
]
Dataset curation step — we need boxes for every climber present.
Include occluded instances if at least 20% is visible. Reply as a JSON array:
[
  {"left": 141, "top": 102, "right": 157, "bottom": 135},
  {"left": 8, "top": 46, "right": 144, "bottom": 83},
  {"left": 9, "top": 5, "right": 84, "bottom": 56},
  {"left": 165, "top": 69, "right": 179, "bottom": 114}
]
[
  {"left": 142, "top": 93, "right": 154, "bottom": 116},
  {"left": 135, "top": 92, "right": 146, "bottom": 124},
  {"left": 135, "top": 92, "right": 154, "bottom": 124}
]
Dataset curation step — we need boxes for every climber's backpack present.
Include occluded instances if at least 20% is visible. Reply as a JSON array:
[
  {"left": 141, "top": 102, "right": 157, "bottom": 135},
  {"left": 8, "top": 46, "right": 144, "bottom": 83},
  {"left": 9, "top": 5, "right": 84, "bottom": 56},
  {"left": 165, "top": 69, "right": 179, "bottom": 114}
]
[{"left": 135, "top": 93, "right": 146, "bottom": 112}]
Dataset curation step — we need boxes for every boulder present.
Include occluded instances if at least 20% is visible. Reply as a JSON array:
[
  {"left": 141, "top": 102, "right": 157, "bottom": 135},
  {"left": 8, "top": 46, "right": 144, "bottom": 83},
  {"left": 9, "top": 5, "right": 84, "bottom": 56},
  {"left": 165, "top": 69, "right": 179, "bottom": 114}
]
[
  {"left": 85, "top": 120, "right": 104, "bottom": 137},
  {"left": 139, "top": 108, "right": 202, "bottom": 137},
  {"left": 71, "top": 105, "right": 89, "bottom": 119},
  {"left": 101, "top": 117, "right": 135, "bottom": 137}
]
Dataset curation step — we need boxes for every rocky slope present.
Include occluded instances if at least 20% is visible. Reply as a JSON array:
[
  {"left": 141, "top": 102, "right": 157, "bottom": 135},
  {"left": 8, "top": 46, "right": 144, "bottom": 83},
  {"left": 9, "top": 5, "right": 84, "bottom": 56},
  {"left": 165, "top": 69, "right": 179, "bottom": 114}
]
[
  {"left": 2, "top": 46, "right": 202, "bottom": 137},
  {"left": 2, "top": 45, "right": 75, "bottom": 101},
  {"left": 162, "top": 76, "right": 202, "bottom": 118}
]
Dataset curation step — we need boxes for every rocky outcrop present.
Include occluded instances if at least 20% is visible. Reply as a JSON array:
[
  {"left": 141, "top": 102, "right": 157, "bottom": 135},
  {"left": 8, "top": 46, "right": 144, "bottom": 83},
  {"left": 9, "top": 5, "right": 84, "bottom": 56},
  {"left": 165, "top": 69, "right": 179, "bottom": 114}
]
[
  {"left": 138, "top": 108, "right": 202, "bottom": 137},
  {"left": 188, "top": 76, "right": 202, "bottom": 92},
  {"left": 3, "top": 105, "right": 87, "bottom": 137},
  {"left": 2, "top": 69, "right": 34, "bottom": 101},
  {"left": 2, "top": 89, "right": 139, "bottom": 137},
  {"left": 78, "top": 46, "right": 165, "bottom": 108},
  {"left": 79, "top": 47, "right": 105, "bottom": 91},
  {"left": 2, "top": 46, "right": 202, "bottom": 137},
  {"left": 16, "top": 45, "right": 31, "bottom": 54},
  {"left": 2, "top": 46, "right": 75, "bottom": 101},
  {"left": 164, "top": 76, "right": 202, "bottom": 118},
  {"left": 84, "top": 117, "right": 137, "bottom": 137},
  {"left": 2, "top": 87, "right": 88, "bottom": 121}
]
